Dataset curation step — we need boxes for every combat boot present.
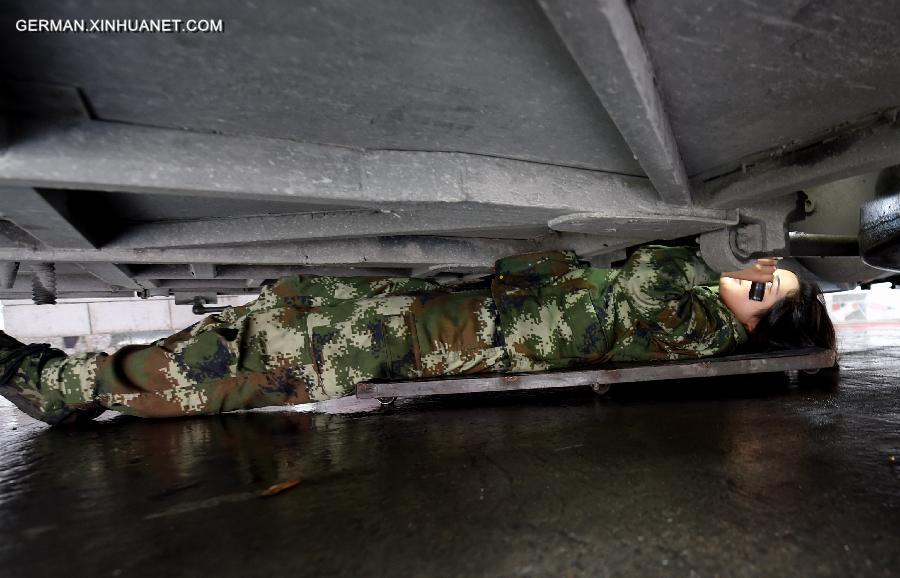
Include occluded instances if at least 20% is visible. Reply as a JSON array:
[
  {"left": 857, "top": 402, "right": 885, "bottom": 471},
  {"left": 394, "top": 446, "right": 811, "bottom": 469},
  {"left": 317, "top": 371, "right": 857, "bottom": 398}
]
[{"left": 0, "top": 331, "right": 102, "bottom": 425}]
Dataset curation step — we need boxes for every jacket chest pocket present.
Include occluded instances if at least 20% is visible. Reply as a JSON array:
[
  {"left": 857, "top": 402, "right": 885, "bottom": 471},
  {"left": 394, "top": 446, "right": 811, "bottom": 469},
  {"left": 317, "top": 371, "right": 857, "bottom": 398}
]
[{"left": 493, "top": 285, "right": 607, "bottom": 371}]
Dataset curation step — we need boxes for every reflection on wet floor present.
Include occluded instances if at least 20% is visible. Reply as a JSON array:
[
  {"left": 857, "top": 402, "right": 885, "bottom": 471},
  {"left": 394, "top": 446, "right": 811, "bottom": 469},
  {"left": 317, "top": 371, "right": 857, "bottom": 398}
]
[{"left": 1, "top": 328, "right": 898, "bottom": 577}]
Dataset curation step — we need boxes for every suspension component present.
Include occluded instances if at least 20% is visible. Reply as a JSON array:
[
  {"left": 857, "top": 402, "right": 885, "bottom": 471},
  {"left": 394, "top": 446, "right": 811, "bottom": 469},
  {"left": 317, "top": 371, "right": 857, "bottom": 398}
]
[
  {"left": 31, "top": 262, "right": 57, "bottom": 305},
  {"left": 0, "top": 261, "right": 19, "bottom": 289},
  {"left": 191, "top": 296, "right": 228, "bottom": 315}
]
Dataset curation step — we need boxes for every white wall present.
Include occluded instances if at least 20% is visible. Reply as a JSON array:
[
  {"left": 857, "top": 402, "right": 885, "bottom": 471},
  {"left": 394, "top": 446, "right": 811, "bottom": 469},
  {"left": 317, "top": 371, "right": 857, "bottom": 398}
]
[{"left": 0, "top": 295, "right": 256, "bottom": 338}]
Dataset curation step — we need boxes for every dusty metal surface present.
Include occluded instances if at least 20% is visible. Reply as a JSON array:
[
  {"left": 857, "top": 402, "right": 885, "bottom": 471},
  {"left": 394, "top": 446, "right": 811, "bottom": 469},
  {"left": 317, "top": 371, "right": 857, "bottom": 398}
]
[
  {"left": 1, "top": 0, "right": 644, "bottom": 173},
  {"left": 357, "top": 348, "right": 838, "bottom": 400},
  {"left": 0, "top": 327, "right": 898, "bottom": 577},
  {"left": 0, "top": 121, "right": 657, "bottom": 209},
  {"left": 633, "top": 0, "right": 900, "bottom": 175},
  {"left": 539, "top": 0, "right": 692, "bottom": 205}
]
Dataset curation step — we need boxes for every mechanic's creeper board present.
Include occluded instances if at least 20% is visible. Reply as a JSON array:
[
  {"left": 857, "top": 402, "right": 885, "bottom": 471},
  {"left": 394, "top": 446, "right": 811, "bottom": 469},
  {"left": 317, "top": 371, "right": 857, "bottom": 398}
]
[{"left": 356, "top": 348, "right": 837, "bottom": 400}]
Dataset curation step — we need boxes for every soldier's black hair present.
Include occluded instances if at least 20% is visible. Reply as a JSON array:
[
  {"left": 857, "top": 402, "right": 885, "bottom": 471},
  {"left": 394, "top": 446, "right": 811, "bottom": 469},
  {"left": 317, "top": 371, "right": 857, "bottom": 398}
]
[{"left": 745, "top": 279, "right": 836, "bottom": 352}]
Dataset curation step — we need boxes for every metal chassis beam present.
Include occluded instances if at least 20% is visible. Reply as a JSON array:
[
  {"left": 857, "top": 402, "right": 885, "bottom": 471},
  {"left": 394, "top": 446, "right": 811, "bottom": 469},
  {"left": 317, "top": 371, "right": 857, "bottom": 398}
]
[
  {"left": 0, "top": 119, "right": 662, "bottom": 213},
  {"left": 109, "top": 205, "right": 737, "bottom": 249},
  {"left": 0, "top": 236, "right": 538, "bottom": 267},
  {"left": 0, "top": 187, "right": 93, "bottom": 249},
  {"left": 0, "top": 120, "right": 745, "bottom": 264},
  {"left": 131, "top": 264, "right": 413, "bottom": 279},
  {"left": 356, "top": 348, "right": 837, "bottom": 399},
  {"left": 74, "top": 263, "right": 143, "bottom": 290},
  {"left": 4, "top": 272, "right": 120, "bottom": 294},
  {"left": 105, "top": 206, "right": 551, "bottom": 249},
  {"left": 0, "top": 186, "right": 143, "bottom": 289},
  {"left": 539, "top": 0, "right": 692, "bottom": 206}
]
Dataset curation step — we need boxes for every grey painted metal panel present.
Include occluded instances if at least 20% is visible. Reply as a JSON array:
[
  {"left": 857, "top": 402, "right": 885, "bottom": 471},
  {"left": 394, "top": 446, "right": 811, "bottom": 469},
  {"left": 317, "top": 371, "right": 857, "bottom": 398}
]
[
  {"left": 75, "top": 263, "right": 143, "bottom": 290},
  {"left": 357, "top": 348, "right": 837, "bottom": 399},
  {"left": 0, "top": 0, "right": 643, "bottom": 174},
  {"left": 633, "top": 0, "right": 900, "bottom": 175},
  {"left": 539, "top": 0, "right": 692, "bottom": 205},
  {"left": 4, "top": 0, "right": 898, "bottom": 190}
]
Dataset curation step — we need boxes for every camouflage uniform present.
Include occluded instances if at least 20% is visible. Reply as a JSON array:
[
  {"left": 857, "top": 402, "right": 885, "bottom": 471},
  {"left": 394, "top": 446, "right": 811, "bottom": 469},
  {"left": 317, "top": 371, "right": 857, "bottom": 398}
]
[{"left": 17, "top": 245, "right": 747, "bottom": 419}]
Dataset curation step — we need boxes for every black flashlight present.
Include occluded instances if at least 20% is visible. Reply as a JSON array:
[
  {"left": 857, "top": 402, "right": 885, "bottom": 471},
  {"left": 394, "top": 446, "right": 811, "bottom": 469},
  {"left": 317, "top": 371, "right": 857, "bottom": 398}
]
[{"left": 748, "top": 281, "right": 766, "bottom": 301}]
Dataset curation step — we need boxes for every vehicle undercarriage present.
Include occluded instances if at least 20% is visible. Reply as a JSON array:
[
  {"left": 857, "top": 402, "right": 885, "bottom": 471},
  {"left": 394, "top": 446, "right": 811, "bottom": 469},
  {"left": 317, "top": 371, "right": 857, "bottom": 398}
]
[{"left": 1, "top": 0, "right": 899, "bottom": 304}]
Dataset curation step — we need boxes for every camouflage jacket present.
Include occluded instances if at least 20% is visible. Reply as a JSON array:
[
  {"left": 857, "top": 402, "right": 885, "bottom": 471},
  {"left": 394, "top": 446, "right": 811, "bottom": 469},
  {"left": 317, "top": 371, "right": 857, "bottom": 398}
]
[
  {"left": 45, "top": 245, "right": 749, "bottom": 417},
  {"left": 215, "top": 244, "right": 746, "bottom": 399},
  {"left": 492, "top": 245, "right": 747, "bottom": 371},
  {"left": 229, "top": 244, "right": 748, "bottom": 400}
]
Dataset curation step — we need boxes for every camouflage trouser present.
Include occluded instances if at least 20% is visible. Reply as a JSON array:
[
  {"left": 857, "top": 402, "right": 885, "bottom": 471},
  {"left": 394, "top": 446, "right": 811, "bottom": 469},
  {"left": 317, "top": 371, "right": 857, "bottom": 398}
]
[{"left": 39, "top": 275, "right": 510, "bottom": 418}]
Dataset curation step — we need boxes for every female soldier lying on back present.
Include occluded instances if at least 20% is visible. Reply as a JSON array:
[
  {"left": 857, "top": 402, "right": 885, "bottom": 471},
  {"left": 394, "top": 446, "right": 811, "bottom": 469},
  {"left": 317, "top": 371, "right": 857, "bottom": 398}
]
[{"left": 0, "top": 245, "right": 836, "bottom": 425}]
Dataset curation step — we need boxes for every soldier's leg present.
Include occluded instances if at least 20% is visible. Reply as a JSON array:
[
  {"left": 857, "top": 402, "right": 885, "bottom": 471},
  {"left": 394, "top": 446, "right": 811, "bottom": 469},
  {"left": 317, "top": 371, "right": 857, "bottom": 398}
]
[
  {"left": 0, "top": 292, "right": 319, "bottom": 421},
  {"left": 0, "top": 273, "right": 503, "bottom": 423},
  {"left": 90, "top": 302, "right": 319, "bottom": 418},
  {"left": 0, "top": 275, "right": 434, "bottom": 423},
  {"left": 71, "top": 280, "right": 436, "bottom": 416},
  {"left": 0, "top": 331, "right": 103, "bottom": 425}
]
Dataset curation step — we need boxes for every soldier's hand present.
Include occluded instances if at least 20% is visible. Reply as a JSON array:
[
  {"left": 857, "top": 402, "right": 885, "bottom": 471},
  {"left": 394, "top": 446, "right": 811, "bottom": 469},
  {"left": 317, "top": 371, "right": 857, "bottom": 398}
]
[{"left": 721, "top": 258, "right": 778, "bottom": 284}]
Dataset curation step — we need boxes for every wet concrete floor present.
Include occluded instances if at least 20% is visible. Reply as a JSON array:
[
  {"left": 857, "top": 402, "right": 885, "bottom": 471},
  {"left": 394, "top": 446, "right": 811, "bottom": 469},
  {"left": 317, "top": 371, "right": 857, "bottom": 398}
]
[{"left": 1, "top": 327, "right": 898, "bottom": 577}]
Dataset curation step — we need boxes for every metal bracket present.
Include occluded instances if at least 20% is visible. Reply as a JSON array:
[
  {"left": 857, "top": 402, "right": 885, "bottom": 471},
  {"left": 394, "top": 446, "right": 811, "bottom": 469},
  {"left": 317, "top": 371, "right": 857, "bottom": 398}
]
[
  {"left": 698, "top": 194, "right": 804, "bottom": 271},
  {"left": 190, "top": 296, "right": 227, "bottom": 315}
]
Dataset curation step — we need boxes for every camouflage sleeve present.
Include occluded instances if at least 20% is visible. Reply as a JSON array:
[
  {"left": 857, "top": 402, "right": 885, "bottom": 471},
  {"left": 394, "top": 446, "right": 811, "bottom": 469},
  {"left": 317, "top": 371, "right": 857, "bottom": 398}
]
[
  {"left": 493, "top": 250, "right": 583, "bottom": 287},
  {"left": 605, "top": 245, "right": 743, "bottom": 361},
  {"left": 616, "top": 245, "right": 719, "bottom": 320}
]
